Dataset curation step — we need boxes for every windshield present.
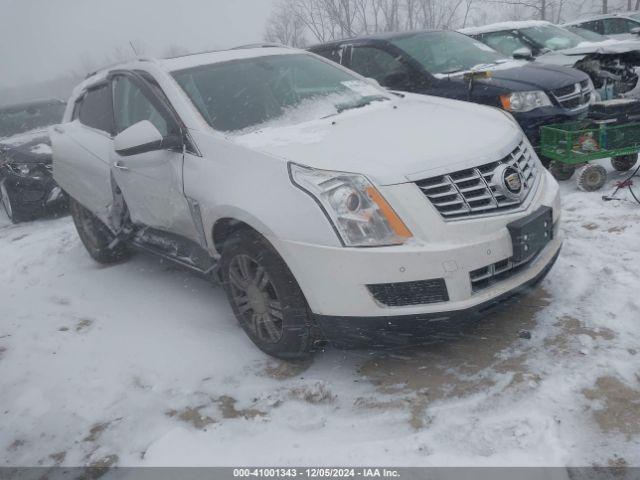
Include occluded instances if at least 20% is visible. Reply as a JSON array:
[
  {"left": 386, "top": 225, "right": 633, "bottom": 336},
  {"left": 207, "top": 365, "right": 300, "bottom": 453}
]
[
  {"left": 172, "top": 53, "right": 389, "bottom": 133},
  {"left": 564, "top": 25, "right": 609, "bottom": 42},
  {"left": 0, "top": 101, "right": 65, "bottom": 138},
  {"left": 392, "top": 31, "right": 507, "bottom": 75},
  {"left": 520, "top": 24, "right": 586, "bottom": 51}
]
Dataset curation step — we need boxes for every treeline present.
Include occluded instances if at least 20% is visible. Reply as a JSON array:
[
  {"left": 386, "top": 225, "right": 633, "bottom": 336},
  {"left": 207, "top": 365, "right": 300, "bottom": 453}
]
[{"left": 264, "top": 0, "right": 640, "bottom": 47}]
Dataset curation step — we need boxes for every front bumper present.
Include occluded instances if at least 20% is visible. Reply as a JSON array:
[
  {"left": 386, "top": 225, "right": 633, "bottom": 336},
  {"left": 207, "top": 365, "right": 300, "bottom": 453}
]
[
  {"left": 315, "top": 246, "right": 560, "bottom": 348},
  {"left": 274, "top": 168, "right": 561, "bottom": 322}
]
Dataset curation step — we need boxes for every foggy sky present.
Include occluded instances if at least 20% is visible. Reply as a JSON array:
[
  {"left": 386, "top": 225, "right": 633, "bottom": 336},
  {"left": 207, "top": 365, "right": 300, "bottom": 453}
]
[{"left": 0, "top": 0, "right": 275, "bottom": 90}]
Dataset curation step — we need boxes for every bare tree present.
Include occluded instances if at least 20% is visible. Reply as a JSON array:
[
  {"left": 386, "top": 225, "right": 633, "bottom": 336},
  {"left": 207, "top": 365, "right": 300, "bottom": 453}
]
[{"left": 265, "top": 0, "right": 308, "bottom": 47}]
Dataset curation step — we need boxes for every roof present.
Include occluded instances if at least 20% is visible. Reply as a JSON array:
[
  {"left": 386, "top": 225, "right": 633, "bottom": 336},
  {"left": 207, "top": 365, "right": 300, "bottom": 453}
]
[
  {"left": 308, "top": 29, "right": 461, "bottom": 49},
  {"left": 563, "top": 13, "right": 640, "bottom": 26},
  {"left": 159, "top": 46, "right": 299, "bottom": 72},
  {"left": 460, "top": 20, "right": 552, "bottom": 35},
  {"left": 81, "top": 46, "right": 302, "bottom": 89}
]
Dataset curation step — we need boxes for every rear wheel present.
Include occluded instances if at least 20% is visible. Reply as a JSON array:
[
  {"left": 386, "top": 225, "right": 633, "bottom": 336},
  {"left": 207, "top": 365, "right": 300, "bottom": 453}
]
[
  {"left": 220, "top": 229, "right": 321, "bottom": 359},
  {"left": 611, "top": 154, "right": 638, "bottom": 172},
  {"left": 548, "top": 161, "right": 576, "bottom": 181},
  {"left": 69, "top": 197, "right": 129, "bottom": 264},
  {"left": 577, "top": 164, "right": 608, "bottom": 192}
]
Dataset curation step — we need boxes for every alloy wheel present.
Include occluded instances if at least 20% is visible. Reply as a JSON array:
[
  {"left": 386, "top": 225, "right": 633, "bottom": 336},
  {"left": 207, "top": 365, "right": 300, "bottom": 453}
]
[{"left": 228, "top": 254, "right": 284, "bottom": 344}]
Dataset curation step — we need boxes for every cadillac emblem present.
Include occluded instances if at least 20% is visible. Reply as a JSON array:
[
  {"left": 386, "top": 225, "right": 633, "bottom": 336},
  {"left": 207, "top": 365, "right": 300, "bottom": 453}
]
[{"left": 492, "top": 164, "right": 524, "bottom": 201}]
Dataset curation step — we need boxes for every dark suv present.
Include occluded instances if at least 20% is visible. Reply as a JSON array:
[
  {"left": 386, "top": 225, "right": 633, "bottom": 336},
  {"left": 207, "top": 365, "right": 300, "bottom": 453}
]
[
  {"left": 309, "top": 30, "right": 592, "bottom": 156},
  {"left": 0, "top": 99, "right": 67, "bottom": 223}
]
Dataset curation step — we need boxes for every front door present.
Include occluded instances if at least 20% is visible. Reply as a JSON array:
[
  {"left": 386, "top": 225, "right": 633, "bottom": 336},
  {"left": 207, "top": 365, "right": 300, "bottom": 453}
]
[{"left": 109, "top": 74, "right": 199, "bottom": 242}]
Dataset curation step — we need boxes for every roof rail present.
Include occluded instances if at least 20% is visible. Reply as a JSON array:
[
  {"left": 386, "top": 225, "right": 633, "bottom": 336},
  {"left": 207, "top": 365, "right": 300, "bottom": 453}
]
[
  {"left": 84, "top": 57, "right": 155, "bottom": 79},
  {"left": 231, "top": 42, "right": 290, "bottom": 50}
]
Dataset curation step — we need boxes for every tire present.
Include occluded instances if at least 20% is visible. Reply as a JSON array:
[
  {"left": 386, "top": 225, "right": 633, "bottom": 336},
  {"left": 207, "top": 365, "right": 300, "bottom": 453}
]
[
  {"left": 69, "top": 197, "right": 129, "bottom": 264},
  {"left": 611, "top": 154, "right": 638, "bottom": 172},
  {"left": 577, "top": 164, "right": 608, "bottom": 192},
  {"left": 548, "top": 161, "right": 576, "bottom": 181},
  {"left": 220, "top": 229, "right": 322, "bottom": 359},
  {"left": 1, "top": 179, "right": 31, "bottom": 224}
]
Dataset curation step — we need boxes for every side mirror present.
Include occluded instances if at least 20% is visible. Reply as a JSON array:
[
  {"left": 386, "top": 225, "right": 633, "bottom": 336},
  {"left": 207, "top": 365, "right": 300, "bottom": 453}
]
[
  {"left": 114, "top": 120, "right": 180, "bottom": 156},
  {"left": 513, "top": 47, "right": 534, "bottom": 60},
  {"left": 631, "top": 27, "right": 640, "bottom": 35}
]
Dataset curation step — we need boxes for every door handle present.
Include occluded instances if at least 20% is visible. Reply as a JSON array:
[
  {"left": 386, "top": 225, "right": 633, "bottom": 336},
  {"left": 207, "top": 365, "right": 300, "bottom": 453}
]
[{"left": 114, "top": 161, "right": 129, "bottom": 171}]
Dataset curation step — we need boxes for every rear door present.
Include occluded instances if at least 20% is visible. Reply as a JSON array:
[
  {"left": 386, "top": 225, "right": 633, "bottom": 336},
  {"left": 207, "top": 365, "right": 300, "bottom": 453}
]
[
  {"left": 109, "top": 72, "right": 199, "bottom": 241},
  {"left": 51, "top": 83, "right": 115, "bottom": 222}
]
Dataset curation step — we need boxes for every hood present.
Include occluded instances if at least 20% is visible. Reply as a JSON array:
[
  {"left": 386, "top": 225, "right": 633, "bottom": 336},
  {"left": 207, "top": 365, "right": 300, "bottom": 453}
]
[
  {"left": 560, "top": 39, "right": 640, "bottom": 56},
  {"left": 444, "top": 61, "right": 588, "bottom": 92},
  {"left": 232, "top": 95, "right": 521, "bottom": 186},
  {"left": 0, "top": 131, "right": 52, "bottom": 165}
]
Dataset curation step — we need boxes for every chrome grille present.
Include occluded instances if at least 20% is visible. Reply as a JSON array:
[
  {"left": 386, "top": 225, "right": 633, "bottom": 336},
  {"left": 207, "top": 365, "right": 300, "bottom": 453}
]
[
  {"left": 416, "top": 141, "right": 539, "bottom": 219},
  {"left": 552, "top": 81, "right": 592, "bottom": 111}
]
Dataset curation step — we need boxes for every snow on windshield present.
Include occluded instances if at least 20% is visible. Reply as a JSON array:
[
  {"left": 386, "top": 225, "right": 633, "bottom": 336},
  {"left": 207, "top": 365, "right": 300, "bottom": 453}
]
[
  {"left": 392, "top": 31, "right": 507, "bottom": 75},
  {"left": 172, "top": 54, "right": 389, "bottom": 133}
]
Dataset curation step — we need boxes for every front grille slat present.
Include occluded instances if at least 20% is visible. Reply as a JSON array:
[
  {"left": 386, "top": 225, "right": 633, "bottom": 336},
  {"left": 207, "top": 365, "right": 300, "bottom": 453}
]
[
  {"left": 416, "top": 140, "right": 540, "bottom": 220},
  {"left": 553, "top": 82, "right": 593, "bottom": 110}
]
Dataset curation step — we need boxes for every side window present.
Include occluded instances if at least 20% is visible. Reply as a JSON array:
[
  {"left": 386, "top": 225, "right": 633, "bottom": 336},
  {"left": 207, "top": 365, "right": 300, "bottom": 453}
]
[
  {"left": 112, "top": 76, "right": 170, "bottom": 136},
  {"left": 312, "top": 47, "right": 344, "bottom": 65},
  {"left": 349, "top": 46, "right": 410, "bottom": 86},
  {"left": 480, "top": 32, "right": 529, "bottom": 56},
  {"left": 581, "top": 20, "right": 604, "bottom": 34},
  {"left": 603, "top": 18, "right": 637, "bottom": 35},
  {"left": 77, "top": 85, "right": 113, "bottom": 134}
]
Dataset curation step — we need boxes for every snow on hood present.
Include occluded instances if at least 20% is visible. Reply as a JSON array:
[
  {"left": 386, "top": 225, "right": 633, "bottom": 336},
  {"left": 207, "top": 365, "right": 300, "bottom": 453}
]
[
  {"left": 0, "top": 131, "right": 52, "bottom": 164},
  {"left": 432, "top": 59, "right": 528, "bottom": 79},
  {"left": 558, "top": 39, "right": 640, "bottom": 56},
  {"left": 232, "top": 94, "right": 521, "bottom": 186},
  {"left": 524, "top": 39, "right": 640, "bottom": 67},
  {"left": 460, "top": 20, "right": 551, "bottom": 35},
  {"left": 0, "top": 129, "right": 47, "bottom": 147}
]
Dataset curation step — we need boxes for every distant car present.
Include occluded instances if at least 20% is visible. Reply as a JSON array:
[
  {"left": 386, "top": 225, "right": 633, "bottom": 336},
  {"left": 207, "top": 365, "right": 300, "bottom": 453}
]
[
  {"left": 563, "top": 13, "right": 640, "bottom": 41},
  {"left": 462, "top": 20, "right": 640, "bottom": 100},
  {"left": 308, "top": 30, "right": 592, "bottom": 154},
  {"left": 563, "top": 24, "right": 615, "bottom": 42},
  {"left": 51, "top": 47, "right": 561, "bottom": 358},
  {"left": 0, "top": 99, "right": 67, "bottom": 223}
]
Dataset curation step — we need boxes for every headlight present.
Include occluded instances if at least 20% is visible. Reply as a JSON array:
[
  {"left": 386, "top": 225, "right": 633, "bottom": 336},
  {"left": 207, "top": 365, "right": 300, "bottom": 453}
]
[
  {"left": 500, "top": 91, "right": 552, "bottom": 112},
  {"left": 289, "top": 163, "right": 413, "bottom": 247}
]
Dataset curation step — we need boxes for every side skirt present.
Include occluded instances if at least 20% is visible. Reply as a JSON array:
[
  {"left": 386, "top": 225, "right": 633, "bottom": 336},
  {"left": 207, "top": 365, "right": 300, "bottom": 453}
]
[{"left": 129, "top": 226, "right": 220, "bottom": 281}]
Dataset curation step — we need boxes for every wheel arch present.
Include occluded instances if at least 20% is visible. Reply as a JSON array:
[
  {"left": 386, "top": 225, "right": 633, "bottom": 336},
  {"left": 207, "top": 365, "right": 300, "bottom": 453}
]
[{"left": 210, "top": 209, "right": 278, "bottom": 257}]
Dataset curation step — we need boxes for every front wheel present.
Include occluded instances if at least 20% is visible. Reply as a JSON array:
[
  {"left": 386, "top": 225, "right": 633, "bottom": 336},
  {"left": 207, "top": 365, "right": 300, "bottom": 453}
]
[
  {"left": 611, "top": 154, "right": 638, "bottom": 172},
  {"left": 1, "top": 180, "right": 30, "bottom": 223},
  {"left": 69, "top": 197, "right": 130, "bottom": 264},
  {"left": 220, "top": 229, "right": 321, "bottom": 359}
]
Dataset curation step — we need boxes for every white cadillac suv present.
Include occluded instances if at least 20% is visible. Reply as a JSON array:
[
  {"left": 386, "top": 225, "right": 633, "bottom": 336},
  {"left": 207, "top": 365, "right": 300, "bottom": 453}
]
[{"left": 51, "top": 46, "right": 562, "bottom": 358}]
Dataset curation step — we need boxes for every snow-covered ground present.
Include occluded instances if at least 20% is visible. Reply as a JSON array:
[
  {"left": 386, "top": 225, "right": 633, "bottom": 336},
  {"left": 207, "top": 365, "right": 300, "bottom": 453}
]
[{"left": 1, "top": 163, "right": 639, "bottom": 468}]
